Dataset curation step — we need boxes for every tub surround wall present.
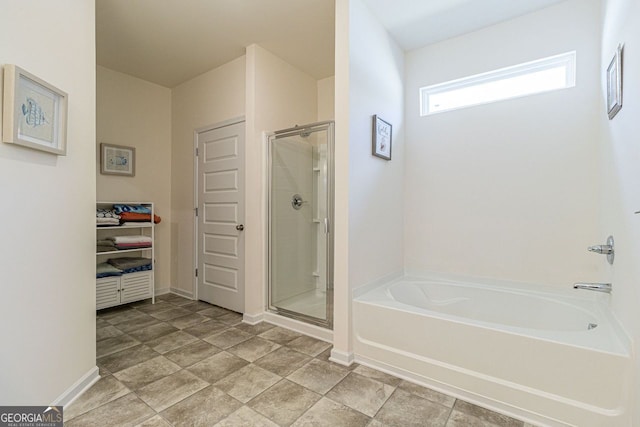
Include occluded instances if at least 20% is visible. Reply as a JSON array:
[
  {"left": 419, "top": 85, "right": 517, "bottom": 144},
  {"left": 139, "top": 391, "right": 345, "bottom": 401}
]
[
  {"left": 97, "top": 66, "right": 172, "bottom": 293},
  {"left": 404, "top": 0, "right": 603, "bottom": 287},
  {"left": 171, "top": 57, "right": 246, "bottom": 298},
  {"left": 599, "top": 0, "right": 640, "bottom": 421},
  {"left": 0, "top": 0, "right": 97, "bottom": 404}
]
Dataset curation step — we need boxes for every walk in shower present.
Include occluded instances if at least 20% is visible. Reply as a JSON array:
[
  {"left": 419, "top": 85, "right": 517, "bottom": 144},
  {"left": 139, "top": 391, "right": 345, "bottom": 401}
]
[{"left": 267, "top": 121, "right": 334, "bottom": 329}]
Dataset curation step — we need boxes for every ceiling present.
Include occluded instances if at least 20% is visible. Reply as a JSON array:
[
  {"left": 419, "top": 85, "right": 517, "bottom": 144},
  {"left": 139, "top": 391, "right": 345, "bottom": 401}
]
[
  {"left": 96, "top": 0, "right": 568, "bottom": 89},
  {"left": 96, "top": 0, "right": 336, "bottom": 88},
  {"left": 361, "top": 0, "right": 569, "bottom": 51}
]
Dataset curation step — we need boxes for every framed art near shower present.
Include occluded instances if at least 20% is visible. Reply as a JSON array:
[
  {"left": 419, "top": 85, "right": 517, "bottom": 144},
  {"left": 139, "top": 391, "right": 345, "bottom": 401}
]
[
  {"left": 2, "top": 64, "right": 68, "bottom": 155},
  {"left": 372, "top": 115, "right": 392, "bottom": 160},
  {"left": 607, "top": 44, "right": 623, "bottom": 120},
  {"left": 100, "top": 143, "right": 136, "bottom": 177}
]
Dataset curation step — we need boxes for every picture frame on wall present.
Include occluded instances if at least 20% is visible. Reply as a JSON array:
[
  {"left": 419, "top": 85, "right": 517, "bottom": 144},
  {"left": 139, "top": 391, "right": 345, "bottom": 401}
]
[
  {"left": 100, "top": 143, "right": 136, "bottom": 177},
  {"left": 372, "top": 115, "right": 392, "bottom": 160},
  {"left": 2, "top": 64, "right": 68, "bottom": 155},
  {"left": 607, "top": 44, "right": 623, "bottom": 120}
]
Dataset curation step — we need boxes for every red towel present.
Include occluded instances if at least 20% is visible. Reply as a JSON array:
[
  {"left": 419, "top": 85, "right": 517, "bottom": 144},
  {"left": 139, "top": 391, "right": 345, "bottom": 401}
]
[{"left": 120, "top": 212, "right": 161, "bottom": 224}]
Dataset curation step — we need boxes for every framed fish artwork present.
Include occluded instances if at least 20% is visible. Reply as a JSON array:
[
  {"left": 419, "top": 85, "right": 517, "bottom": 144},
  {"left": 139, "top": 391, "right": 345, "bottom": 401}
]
[
  {"left": 2, "top": 65, "right": 68, "bottom": 155},
  {"left": 100, "top": 143, "right": 136, "bottom": 177}
]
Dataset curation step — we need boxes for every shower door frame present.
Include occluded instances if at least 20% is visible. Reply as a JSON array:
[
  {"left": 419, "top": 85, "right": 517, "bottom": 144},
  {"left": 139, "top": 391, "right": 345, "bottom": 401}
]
[{"left": 266, "top": 121, "right": 334, "bottom": 329}]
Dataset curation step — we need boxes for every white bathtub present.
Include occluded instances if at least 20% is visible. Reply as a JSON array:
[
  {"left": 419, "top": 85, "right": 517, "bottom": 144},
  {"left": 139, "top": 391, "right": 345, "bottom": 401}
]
[{"left": 353, "top": 275, "right": 632, "bottom": 426}]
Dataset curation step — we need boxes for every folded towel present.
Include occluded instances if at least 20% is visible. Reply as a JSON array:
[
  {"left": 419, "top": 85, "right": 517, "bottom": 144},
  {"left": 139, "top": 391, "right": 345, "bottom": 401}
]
[
  {"left": 97, "top": 245, "right": 116, "bottom": 253},
  {"left": 106, "top": 235, "right": 152, "bottom": 244},
  {"left": 120, "top": 211, "right": 161, "bottom": 224},
  {"left": 116, "top": 244, "right": 152, "bottom": 250},
  {"left": 96, "top": 262, "right": 123, "bottom": 278},
  {"left": 97, "top": 239, "right": 116, "bottom": 247},
  {"left": 113, "top": 204, "right": 151, "bottom": 215},
  {"left": 96, "top": 209, "right": 121, "bottom": 219},
  {"left": 97, "top": 218, "right": 120, "bottom": 225},
  {"left": 107, "top": 257, "right": 152, "bottom": 270},
  {"left": 122, "top": 264, "right": 153, "bottom": 274}
]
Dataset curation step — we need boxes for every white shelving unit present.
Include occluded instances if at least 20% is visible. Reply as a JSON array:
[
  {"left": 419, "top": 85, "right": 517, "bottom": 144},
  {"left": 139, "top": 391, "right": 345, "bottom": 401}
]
[{"left": 96, "top": 201, "right": 155, "bottom": 310}]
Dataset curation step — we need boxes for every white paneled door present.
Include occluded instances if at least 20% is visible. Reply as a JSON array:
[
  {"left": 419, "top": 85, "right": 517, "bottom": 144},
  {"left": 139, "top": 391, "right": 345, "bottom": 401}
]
[{"left": 196, "top": 121, "right": 245, "bottom": 312}]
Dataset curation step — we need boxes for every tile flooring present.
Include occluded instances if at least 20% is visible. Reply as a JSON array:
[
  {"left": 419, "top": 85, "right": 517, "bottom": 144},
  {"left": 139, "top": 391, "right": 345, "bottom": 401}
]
[{"left": 67, "top": 293, "right": 531, "bottom": 426}]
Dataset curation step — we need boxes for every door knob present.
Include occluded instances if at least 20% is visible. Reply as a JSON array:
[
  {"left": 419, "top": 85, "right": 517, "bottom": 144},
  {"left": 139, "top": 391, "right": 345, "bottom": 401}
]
[{"left": 236, "top": 224, "right": 244, "bottom": 231}]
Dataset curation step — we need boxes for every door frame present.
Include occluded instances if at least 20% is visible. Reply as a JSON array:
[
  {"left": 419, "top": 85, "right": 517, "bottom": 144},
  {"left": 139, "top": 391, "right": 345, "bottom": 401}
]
[{"left": 192, "top": 116, "right": 246, "bottom": 301}]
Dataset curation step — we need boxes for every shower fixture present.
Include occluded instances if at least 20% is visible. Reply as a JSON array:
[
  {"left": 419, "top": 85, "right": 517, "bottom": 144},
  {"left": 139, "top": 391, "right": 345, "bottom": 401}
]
[
  {"left": 291, "top": 194, "right": 306, "bottom": 210},
  {"left": 587, "top": 235, "right": 614, "bottom": 264}
]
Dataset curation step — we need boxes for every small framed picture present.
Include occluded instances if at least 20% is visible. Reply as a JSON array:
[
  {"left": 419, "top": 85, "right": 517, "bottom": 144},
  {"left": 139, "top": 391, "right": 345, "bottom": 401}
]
[
  {"left": 372, "top": 115, "right": 392, "bottom": 160},
  {"left": 100, "top": 143, "right": 136, "bottom": 176},
  {"left": 2, "top": 65, "right": 68, "bottom": 155},
  {"left": 607, "top": 44, "right": 623, "bottom": 120}
]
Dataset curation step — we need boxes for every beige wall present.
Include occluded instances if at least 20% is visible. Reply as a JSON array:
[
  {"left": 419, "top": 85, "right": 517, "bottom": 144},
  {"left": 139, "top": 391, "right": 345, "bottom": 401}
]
[
  {"left": 171, "top": 57, "right": 246, "bottom": 297},
  {"left": 96, "top": 66, "right": 172, "bottom": 293},
  {"left": 244, "top": 44, "right": 319, "bottom": 316},
  {"left": 332, "top": 0, "right": 352, "bottom": 361},
  {"left": 0, "top": 0, "right": 96, "bottom": 404},
  {"left": 600, "top": 0, "right": 640, "bottom": 421},
  {"left": 318, "top": 76, "right": 336, "bottom": 121}
]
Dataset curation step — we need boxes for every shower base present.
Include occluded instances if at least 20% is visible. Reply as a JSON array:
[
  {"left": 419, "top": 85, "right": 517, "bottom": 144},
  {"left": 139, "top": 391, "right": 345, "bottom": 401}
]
[{"left": 274, "top": 289, "right": 328, "bottom": 320}]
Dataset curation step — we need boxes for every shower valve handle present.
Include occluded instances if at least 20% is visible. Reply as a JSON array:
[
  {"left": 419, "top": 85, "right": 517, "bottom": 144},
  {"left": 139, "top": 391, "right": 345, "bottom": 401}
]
[{"left": 588, "top": 245, "right": 613, "bottom": 254}]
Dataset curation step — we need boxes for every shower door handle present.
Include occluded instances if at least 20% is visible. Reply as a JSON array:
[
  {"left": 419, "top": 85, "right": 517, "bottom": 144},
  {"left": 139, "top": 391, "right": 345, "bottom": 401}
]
[
  {"left": 323, "top": 218, "right": 330, "bottom": 234},
  {"left": 236, "top": 224, "right": 244, "bottom": 231}
]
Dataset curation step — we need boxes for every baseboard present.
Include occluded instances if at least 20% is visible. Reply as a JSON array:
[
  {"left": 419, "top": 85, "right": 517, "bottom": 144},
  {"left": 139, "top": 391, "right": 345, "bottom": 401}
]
[
  {"left": 154, "top": 287, "right": 170, "bottom": 296},
  {"left": 243, "top": 312, "right": 265, "bottom": 325},
  {"left": 262, "top": 312, "right": 333, "bottom": 343},
  {"left": 169, "top": 287, "right": 193, "bottom": 299},
  {"left": 53, "top": 366, "right": 100, "bottom": 408},
  {"left": 329, "top": 349, "right": 355, "bottom": 367}
]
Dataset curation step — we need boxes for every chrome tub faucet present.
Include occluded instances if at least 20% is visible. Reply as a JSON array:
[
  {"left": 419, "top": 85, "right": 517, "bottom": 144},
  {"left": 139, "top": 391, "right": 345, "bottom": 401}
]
[{"left": 573, "top": 283, "right": 612, "bottom": 293}]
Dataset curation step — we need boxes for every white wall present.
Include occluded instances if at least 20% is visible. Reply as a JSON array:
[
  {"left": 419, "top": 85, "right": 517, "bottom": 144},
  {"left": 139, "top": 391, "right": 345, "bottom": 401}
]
[
  {"left": 404, "top": 0, "right": 602, "bottom": 286},
  {"left": 331, "top": 0, "right": 405, "bottom": 361},
  {"left": 0, "top": 0, "right": 96, "bottom": 404},
  {"left": 97, "top": 66, "right": 172, "bottom": 293},
  {"left": 600, "top": 0, "right": 640, "bottom": 421},
  {"left": 171, "top": 57, "right": 246, "bottom": 297},
  {"left": 348, "top": 0, "right": 405, "bottom": 289},
  {"left": 244, "top": 44, "right": 318, "bottom": 316}
]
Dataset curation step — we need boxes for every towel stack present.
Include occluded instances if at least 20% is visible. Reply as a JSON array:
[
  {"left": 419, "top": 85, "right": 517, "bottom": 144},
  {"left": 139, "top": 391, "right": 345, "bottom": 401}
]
[
  {"left": 97, "top": 239, "right": 116, "bottom": 253},
  {"left": 96, "top": 257, "right": 152, "bottom": 278},
  {"left": 106, "top": 235, "right": 152, "bottom": 250},
  {"left": 114, "top": 204, "right": 161, "bottom": 224},
  {"left": 97, "top": 209, "right": 121, "bottom": 226}
]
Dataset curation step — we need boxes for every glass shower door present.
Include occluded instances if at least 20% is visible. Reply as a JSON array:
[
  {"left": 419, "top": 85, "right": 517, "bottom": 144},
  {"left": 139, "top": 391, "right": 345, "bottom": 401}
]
[{"left": 268, "top": 121, "right": 333, "bottom": 328}]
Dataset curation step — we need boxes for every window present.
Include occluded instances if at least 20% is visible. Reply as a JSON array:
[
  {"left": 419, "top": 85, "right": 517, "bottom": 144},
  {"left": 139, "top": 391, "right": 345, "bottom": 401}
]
[{"left": 420, "top": 51, "right": 576, "bottom": 116}]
